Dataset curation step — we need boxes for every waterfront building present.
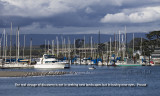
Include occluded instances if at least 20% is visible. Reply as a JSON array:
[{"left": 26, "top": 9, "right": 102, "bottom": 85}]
[{"left": 151, "top": 47, "right": 160, "bottom": 64}]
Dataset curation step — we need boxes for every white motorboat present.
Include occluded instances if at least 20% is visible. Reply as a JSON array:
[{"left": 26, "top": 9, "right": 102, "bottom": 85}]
[
  {"left": 34, "top": 54, "right": 66, "bottom": 69},
  {"left": 89, "top": 66, "right": 96, "bottom": 70}
]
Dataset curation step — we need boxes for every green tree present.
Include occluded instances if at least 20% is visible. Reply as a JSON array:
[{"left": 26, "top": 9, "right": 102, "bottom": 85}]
[
  {"left": 142, "top": 40, "right": 154, "bottom": 56},
  {"left": 146, "top": 31, "right": 160, "bottom": 47},
  {"left": 142, "top": 31, "right": 160, "bottom": 56}
]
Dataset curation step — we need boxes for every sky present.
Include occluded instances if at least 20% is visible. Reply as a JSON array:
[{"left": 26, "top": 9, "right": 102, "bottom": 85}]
[{"left": 0, "top": 0, "right": 160, "bottom": 34}]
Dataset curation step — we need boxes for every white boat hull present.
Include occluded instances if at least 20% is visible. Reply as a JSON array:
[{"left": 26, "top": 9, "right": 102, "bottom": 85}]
[
  {"left": 34, "top": 63, "right": 66, "bottom": 69},
  {"left": 1, "top": 63, "right": 33, "bottom": 68}
]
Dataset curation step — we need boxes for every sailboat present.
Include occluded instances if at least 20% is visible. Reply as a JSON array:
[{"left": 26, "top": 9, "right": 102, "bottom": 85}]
[
  {"left": 115, "top": 30, "right": 142, "bottom": 66},
  {"left": 2, "top": 27, "right": 33, "bottom": 68}
]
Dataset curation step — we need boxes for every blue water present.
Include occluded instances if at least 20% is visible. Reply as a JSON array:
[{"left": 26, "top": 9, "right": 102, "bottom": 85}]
[{"left": 0, "top": 65, "right": 160, "bottom": 96}]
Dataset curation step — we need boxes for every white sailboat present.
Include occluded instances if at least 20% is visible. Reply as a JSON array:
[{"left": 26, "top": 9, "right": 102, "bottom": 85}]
[
  {"left": 2, "top": 27, "right": 33, "bottom": 68},
  {"left": 115, "top": 30, "right": 142, "bottom": 66}
]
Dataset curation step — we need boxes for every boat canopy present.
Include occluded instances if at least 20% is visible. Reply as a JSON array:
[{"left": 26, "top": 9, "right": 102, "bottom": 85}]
[{"left": 44, "top": 55, "right": 56, "bottom": 59}]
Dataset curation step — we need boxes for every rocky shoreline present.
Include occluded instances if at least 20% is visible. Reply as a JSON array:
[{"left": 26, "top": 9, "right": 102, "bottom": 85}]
[{"left": 0, "top": 71, "right": 73, "bottom": 77}]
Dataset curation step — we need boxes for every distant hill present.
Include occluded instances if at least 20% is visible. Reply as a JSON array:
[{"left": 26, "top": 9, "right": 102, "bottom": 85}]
[{"left": 0, "top": 33, "right": 147, "bottom": 46}]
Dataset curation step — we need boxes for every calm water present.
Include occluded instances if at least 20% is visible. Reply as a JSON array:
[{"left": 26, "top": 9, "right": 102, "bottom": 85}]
[{"left": 0, "top": 65, "right": 160, "bottom": 96}]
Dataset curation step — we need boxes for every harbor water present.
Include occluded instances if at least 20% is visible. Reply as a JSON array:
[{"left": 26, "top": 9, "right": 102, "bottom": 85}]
[{"left": 0, "top": 65, "right": 160, "bottom": 96}]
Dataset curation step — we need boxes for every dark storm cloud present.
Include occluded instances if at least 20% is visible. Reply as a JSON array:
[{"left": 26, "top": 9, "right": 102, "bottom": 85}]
[
  {"left": 0, "top": 0, "right": 160, "bottom": 34},
  {"left": 0, "top": 3, "right": 122, "bottom": 28},
  {"left": 0, "top": 16, "right": 33, "bottom": 28}
]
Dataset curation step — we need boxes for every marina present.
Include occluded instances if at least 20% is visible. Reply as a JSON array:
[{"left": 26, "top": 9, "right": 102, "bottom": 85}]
[
  {"left": 0, "top": 24, "right": 158, "bottom": 69},
  {"left": 0, "top": 0, "right": 160, "bottom": 96}
]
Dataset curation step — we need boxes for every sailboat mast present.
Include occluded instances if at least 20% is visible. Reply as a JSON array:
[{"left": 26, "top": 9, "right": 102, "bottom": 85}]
[
  {"left": 56, "top": 36, "right": 59, "bottom": 57},
  {"left": 17, "top": 27, "right": 20, "bottom": 60},
  {"left": 23, "top": 35, "right": 25, "bottom": 59},
  {"left": 114, "top": 33, "right": 116, "bottom": 57},
  {"left": 48, "top": 40, "right": 49, "bottom": 54},
  {"left": 61, "top": 36, "right": 63, "bottom": 55},
  {"left": 74, "top": 38, "right": 76, "bottom": 56},
  {"left": 16, "top": 29, "right": 17, "bottom": 62},
  {"left": 45, "top": 40, "right": 46, "bottom": 54},
  {"left": 64, "top": 38, "right": 66, "bottom": 57},
  {"left": 84, "top": 36, "right": 86, "bottom": 58},
  {"left": 98, "top": 30, "right": 100, "bottom": 44},
  {"left": 3, "top": 29, "right": 5, "bottom": 59},
  {"left": 0, "top": 38, "right": 1, "bottom": 58},
  {"left": 122, "top": 34, "right": 125, "bottom": 60},
  {"left": 10, "top": 22, "right": 12, "bottom": 62},
  {"left": 52, "top": 40, "right": 54, "bottom": 55},
  {"left": 91, "top": 36, "right": 93, "bottom": 58},
  {"left": 133, "top": 33, "right": 134, "bottom": 56},
  {"left": 117, "top": 34, "right": 118, "bottom": 56},
  {"left": 5, "top": 33, "right": 7, "bottom": 62},
  {"left": 110, "top": 37, "right": 111, "bottom": 57},
  {"left": 98, "top": 30, "right": 100, "bottom": 56},
  {"left": 141, "top": 37, "right": 142, "bottom": 53},
  {"left": 30, "top": 38, "right": 32, "bottom": 64},
  {"left": 125, "top": 26, "right": 127, "bottom": 57},
  {"left": 119, "top": 31, "right": 121, "bottom": 51},
  {"left": 68, "top": 37, "right": 70, "bottom": 59},
  {"left": 106, "top": 42, "right": 108, "bottom": 60}
]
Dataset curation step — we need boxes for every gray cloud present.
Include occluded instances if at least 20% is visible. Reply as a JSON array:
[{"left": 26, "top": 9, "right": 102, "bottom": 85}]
[{"left": 0, "top": 0, "right": 160, "bottom": 34}]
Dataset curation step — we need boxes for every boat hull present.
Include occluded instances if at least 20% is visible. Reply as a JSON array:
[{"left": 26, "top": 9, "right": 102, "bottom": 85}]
[
  {"left": 34, "top": 63, "right": 66, "bottom": 69},
  {"left": 116, "top": 64, "right": 142, "bottom": 66},
  {"left": 1, "top": 63, "right": 33, "bottom": 68}
]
